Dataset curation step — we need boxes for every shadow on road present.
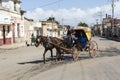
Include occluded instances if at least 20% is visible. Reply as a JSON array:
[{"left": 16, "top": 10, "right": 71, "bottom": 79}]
[
  {"left": 18, "top": 55, "right": 92, "bottom": 65},
  {"left": 99, "top": 47, "right": 120, "bottom": 57},
  {"left": 18, "top": 46, "right": 120, "bottom": 65},
  {"left": 18, "top": 60, "right": 45, "bottom": 64},
  {"left": 18, "top": 57, "right": 55, "bottom": 65}
]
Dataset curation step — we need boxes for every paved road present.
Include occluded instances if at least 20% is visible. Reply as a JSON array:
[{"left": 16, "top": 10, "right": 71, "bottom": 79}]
[{"left": 0, "top": 37, "right": 120, "bottom": 80}]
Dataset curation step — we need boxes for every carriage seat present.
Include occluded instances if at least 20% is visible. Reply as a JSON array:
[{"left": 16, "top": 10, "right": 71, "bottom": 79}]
[
  {"left": 63, "top": 36, "right": 74, "bottom": 47},
  {"left": 76, "top": 36, "right": 88, "bottom": 49}
]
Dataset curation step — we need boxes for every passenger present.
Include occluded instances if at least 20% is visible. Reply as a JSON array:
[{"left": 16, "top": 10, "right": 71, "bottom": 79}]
[{"left": 79, "top": 31, "right": 87, "bottom": 48}]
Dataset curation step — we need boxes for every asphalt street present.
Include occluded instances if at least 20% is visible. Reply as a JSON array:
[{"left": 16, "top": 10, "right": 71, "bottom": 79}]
[{"left": 0, "top": 37, "right": 120, "bottom": 80}]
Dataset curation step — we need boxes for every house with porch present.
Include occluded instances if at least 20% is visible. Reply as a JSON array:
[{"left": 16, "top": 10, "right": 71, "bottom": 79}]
[{"left": 0, "top": 0, "right": 25, "bottom": 45}]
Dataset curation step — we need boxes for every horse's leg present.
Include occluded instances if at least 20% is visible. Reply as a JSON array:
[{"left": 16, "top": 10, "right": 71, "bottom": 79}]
[
  {"left": 56, "top": 50, "right": 61, "bottom": 61},
  {"left": 43, "top": 49, "right": 47, "bottom": 64},
  {"left": 56, "top": 47, "right": 62, "bottom": 61},
  {"left": 50, "top": 49, "right": 53, "bottom": 60}
]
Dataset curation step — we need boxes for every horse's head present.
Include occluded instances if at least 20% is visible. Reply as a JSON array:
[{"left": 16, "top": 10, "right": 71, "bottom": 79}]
[{"left": 34, "top": 35, "right": 42, "bottom": 47}]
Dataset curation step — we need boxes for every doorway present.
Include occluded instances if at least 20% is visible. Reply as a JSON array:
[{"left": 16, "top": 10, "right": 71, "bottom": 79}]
[{"left": 3, "top": 26, "right": 6, "bottom": 44}]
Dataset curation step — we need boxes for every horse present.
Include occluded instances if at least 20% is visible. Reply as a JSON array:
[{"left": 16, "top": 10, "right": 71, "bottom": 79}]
[
  {"left": 35, "top": 35, "right": 65, "bottom": 63},
  {"left": 35, "top": 35, "right": 55, "bottom": 63}
]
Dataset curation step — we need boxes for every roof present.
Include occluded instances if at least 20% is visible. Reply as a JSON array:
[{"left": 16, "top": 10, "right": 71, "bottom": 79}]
[
  {"left": 73, "top": 26, "right": 91, "bottom": 32},
  {"left": 41, "top": 21, "right": 59, "bottom": 24}
]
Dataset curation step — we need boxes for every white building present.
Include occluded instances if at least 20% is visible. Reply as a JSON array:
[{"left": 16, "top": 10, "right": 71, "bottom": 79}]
[
  {"left": 0, "top": 0, "right": 25, "bottom": 45},
  {"left": 41, "top": 21, "right": 59, "bottom": 37},
  {"left": 24, "top": 18, "right": 42, "bottom": 43},
  {"left": 33, "top": 21, "right": 42, "bottom": 36}
]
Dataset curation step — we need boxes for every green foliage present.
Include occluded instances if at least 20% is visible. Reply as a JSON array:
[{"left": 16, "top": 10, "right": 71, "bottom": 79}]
[
  {"left": 47, "top": 17, "right": 55, "bottom": 22},
  {"left": 46, "top": 17, "right": 59, "bottom": 24},
  {"left": 77, "top": 22, "right": 88, "bottom": 27}
]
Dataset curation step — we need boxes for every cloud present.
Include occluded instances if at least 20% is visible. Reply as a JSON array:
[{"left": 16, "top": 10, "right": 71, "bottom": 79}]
[{"left": 24, "top": 2, "right": 120, "bottom": 26}]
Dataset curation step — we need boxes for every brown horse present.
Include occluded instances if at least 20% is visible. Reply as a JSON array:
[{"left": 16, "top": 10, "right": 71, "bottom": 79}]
[
  {"left": 35, "top": 35, "right": 65, "bottom": 63},
  {"left": 35, "top": 35, "right": 55, "bottom": 63}
]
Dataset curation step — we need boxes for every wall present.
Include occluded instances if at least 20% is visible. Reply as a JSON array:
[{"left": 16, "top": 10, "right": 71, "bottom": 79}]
[
  {"left": 0, "top": 13, "right": 12, "bottom": 45},
  {"left": 24, "top": 18, "right": 34, "bottom": 43},
  {"left": 42, "top": 21, "right": 59, "bottom": 37}
]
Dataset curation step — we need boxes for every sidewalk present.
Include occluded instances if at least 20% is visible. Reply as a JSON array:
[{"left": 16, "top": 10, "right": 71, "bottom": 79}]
[
  {"left": 0, "top": 42, "right": 26, "bottom": 50},
  {"left": 101, "top": 36, "right": 120, "bottom": 42},
  {"left": 107, "top": 37, "right": 120, "bottom": 42}
]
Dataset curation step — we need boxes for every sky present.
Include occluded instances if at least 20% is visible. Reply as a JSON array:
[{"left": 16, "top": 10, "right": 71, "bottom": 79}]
[{"left": 21, "top": 0, "right": 120, "bottom": 26}]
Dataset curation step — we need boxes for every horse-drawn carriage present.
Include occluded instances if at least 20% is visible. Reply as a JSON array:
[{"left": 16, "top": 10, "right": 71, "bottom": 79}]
[
  {"left": 35, "top": 26, "right": 98, "bottom": 63},
  {"left": 56, "top": 26, "right": 98, "bottom": 60},
  {"left": 73, "top": 26, "right": 98, "bottom": 57}
]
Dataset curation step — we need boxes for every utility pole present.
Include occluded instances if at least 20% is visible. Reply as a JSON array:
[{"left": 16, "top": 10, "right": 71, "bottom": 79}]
[
  {"left": 96, "top": 19, "right": 99, "bottom": 36},
  {"left": 51, "top": 15, "right": 53, "bottom": 37},
  {"left": 98, "top": 11, "right": 103, "bottom": 24},
  {"left": 98, "top": 11, "right": 104, "bottom": 36},
  {"left": 112, "top": 0, "right": 115, "bottom": 37},
  {"left": 109, "top": 0, "right": 119, "bottom": 37},
  {"left": 62, "top": 18, "right": 64, "bottom": 36}
]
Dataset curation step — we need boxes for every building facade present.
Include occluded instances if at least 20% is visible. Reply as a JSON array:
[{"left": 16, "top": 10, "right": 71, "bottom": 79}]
[
  {"left": 42, "top": 21, "right": 59, "bottom": 37},
  {"left": 24, "top": 17, "right": 34, "bottom": 43},
  {"left": 102, "top": 14, "right": 120, "bottom": 37},
  {"left": 0, "top": 0, "right": 25, "bottom": 45},
  {"left": 102, "top": 15, "right": 112, "bottom": 37}
]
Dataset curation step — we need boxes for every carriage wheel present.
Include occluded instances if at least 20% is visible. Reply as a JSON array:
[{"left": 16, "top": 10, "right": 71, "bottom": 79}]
[{"left": 88, "top": 41, "right": 98, "bottom": 58}]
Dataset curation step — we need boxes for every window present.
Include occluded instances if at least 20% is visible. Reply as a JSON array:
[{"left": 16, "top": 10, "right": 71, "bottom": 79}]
[
  {"left": 7, "top": 26, "right": 10, "bottom": 33},
  {"left": 17, "top": 23, "right": 20, "bottom": 37},
  {"left": 14, "top": 1, "right": 17, "bottom": 11}
]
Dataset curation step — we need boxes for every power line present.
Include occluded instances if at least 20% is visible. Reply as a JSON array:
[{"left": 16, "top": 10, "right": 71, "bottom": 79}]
[
  {"left": 24, "top": 0, "right": 64, "bottom": 11},
  {"left": 40, "top": 0, "right": 64, "bottom": 8}
]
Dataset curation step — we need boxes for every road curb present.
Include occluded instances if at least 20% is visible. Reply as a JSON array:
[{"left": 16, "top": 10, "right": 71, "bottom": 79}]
[{"left": 0, "top": 45, "right": 26, "bottom": 50}]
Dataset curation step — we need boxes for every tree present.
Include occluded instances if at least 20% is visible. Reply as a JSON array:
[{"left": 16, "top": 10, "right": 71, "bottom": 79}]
[
  {"left": 47, "top": 17, "right": 55, "bottom": 22},
  {"left": 47, "top": 17, "right": 59, "bottom": 24},
  {"left": 77, "top": 22, "right": 88, "bottom": 27}
]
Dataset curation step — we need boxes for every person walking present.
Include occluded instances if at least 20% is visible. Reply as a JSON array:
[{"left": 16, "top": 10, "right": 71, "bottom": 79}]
[{"left": 31, "top": 33, "right": 35, "bottom": 46}]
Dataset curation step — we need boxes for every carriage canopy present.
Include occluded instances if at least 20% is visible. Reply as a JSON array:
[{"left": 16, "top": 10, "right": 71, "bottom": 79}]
[{"left": 73, "top": 26, "right": 91, "bottom": 41}]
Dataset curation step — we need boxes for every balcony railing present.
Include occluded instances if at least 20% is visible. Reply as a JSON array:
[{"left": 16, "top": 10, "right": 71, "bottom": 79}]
[
  {"left": 0, "top": 7, "right": 9, "bottom": 11},
  {"left": 0, "top": 7, "right": 20, "bottom": 14}
]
